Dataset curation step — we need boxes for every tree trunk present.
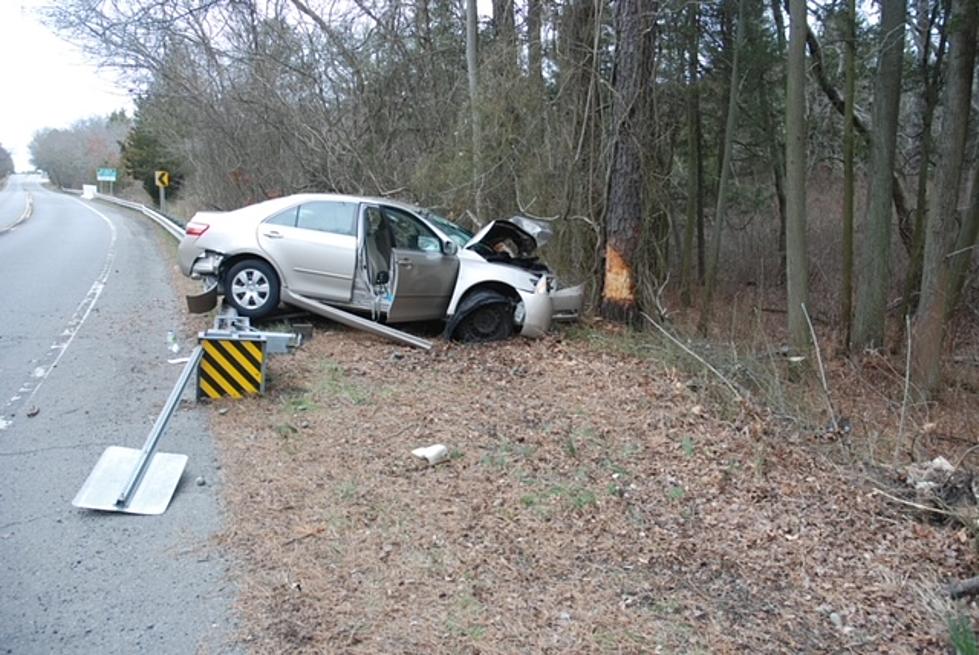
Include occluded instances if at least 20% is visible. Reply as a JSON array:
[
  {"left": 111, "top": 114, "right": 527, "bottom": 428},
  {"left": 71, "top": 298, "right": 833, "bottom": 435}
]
[
  {"left": 841, "top": 0, "right": 856, "bottom": 344},
  {"left": 911, "top": 0, "right": 978, "bottom": 399},
  {"left": 681, "top": 0, "right": 702, "bottom": 307},
  {"left": 804, "top": 24, "right": 914, "bottom": 255},
  {"left": 492, "top": 0, "right": 517, "bottom": 72},
  {"left": 851, "top": 0, "right": 906, "bottom": 350},
  {"left": 947, "top": 160, "right": 979, "bottom": 315},
  {"left": 465, "top": 0, "right": 482, "bottom": 222},
  {"left": 762, "top": 80, "right": 787, "bottom": 285},
  {"left": 527, "top": 0, "right": 543, "bottom": 92},
  {"left": 769, "top": 0, "right": 788, "bottom": 281},
  {"left": 699, "top": 0, "right": 746, "bottom": 334},
  {"left": 785, "top": 0, "right": 809, "bottom": 352},
  {"left": 601, "top": 0, "right": 657, "bottom": 323},
  {"left": 903, "top": 0, "right": 948, "bottom": 320},
  {"left": 770, "top": 0, "right": 787, "bottom": 53},
  {"left": 559, "top": 0, "right": 603, "bottom": 230},
  {"left": 416, "top": 0, "right": 431, "bottom": 49}
]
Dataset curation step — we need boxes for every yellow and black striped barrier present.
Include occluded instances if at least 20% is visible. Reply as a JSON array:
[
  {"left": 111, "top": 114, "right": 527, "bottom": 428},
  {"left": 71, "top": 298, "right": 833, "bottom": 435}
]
[{"left": 197, "top": 335, "right": 267, "bottom": 399}]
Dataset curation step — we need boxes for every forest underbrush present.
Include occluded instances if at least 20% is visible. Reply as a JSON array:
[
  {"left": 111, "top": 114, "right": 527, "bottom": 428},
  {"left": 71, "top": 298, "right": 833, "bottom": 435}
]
[{"left": 201, "top": 286, "right": 979, "bottom": 652}]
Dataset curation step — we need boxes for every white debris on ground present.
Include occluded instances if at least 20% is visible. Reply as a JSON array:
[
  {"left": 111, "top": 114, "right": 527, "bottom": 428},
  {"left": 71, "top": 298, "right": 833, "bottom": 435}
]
[
  {"left": 411, "top": 444, "right": 449, "bottom": 465},
  {"left": 906, "top": 456, "right": 956, "bottom": 495},
  {"left": 904, "top": 456, "right": 978, "bottom": 513}
]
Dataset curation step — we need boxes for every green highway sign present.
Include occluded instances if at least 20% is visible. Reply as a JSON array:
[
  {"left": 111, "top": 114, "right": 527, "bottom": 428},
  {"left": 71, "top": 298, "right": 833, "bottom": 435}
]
[{"left": 96, "top": 168, "right": 118, "bottom": 182}]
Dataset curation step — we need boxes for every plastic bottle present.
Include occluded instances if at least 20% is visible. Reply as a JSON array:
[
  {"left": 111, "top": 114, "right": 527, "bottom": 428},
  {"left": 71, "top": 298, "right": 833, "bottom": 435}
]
[{"left": 166, "top": 330, "right": 180, "bottom": 354}]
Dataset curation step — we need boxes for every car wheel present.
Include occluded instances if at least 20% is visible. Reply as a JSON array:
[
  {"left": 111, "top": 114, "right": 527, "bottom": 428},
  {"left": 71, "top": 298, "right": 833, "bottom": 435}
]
[
  {"left": 224, "top": 259, "right": 280, "bottom": 318},
  {"left": 454, "top": 293, "right": 514, "bottom": 343}
]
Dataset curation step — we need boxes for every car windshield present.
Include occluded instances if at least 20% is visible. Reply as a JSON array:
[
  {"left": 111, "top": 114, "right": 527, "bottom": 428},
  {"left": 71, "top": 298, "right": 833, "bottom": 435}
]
[{"left": 423, "top": 210, "right": 474, "bottom": 248}]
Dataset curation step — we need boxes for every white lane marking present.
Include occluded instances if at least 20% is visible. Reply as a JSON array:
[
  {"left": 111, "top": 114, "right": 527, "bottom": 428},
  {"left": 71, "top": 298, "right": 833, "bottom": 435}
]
[
  {"left": 0, "top": 198, "right": 117, "bottom": 431},
  {"left": 0, "top": 192, "right": 32, "bottom": 235}
]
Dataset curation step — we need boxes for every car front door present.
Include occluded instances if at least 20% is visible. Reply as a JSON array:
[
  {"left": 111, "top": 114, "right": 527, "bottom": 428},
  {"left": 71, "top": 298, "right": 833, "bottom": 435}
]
[
  {"left": 382, "top": 206, "right": 460, "bottom": 322},
  {"left": 257, "top": 200, "right": 359, "bottom": 302}
]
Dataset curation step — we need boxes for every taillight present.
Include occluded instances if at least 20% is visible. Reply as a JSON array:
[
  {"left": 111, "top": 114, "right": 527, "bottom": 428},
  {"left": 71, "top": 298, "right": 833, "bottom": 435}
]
[{"left": 185, "top": 222, "right": 209, "bottom": 237}]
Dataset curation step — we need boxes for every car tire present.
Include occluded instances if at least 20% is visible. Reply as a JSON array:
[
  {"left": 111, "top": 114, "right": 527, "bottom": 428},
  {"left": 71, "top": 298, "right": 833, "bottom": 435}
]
[
  {"left": 224, "top": 259, "right": 280, "bottom": 318},
  {"left": 453, "top": 291, "right": 515, "bottom": 343}
]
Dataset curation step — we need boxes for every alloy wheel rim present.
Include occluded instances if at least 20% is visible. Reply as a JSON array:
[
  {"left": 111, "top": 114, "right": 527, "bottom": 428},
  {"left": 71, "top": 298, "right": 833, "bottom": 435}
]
[{"left": 231, "top": 269, "right": 270, "bottom": 308}]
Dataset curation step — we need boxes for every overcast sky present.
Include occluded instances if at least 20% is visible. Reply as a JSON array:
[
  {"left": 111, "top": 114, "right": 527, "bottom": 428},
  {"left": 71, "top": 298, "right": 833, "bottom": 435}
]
[{"left": 0, "top": 1, "right": 132, "bottom": 171}]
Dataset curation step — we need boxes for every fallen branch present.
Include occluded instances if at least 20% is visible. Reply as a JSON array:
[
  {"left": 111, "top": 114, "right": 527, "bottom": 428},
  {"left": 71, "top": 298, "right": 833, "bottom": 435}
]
[
  {"left": 871, "top": 488, "right": 955, "bottom": 516},
  {"left": 640, "top": 312, "right": 744, "bottom": 402},
  {"left": 801, "top": 303, "right": 836, "bottom": 429},
  {"left": 897, "top": 314, "right": 912, "bottom": 458}
]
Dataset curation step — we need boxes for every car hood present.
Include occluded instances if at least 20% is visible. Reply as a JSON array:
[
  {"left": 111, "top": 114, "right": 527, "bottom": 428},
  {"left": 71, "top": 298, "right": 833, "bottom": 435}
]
[{"left": 464, "top": 216, "right": 553, "bottom": 256}]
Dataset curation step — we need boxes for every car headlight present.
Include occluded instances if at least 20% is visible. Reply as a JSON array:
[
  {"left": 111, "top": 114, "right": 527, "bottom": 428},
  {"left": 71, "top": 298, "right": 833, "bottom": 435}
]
[{"left": 534, "top": 275, "right": 548, "bottom": 295}]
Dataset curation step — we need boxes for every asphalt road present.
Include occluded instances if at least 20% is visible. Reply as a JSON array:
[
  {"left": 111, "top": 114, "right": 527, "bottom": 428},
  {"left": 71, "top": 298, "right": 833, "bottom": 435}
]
[
  {"left": 0, "top": 176, "right": 237, "bottom": 653},
  {"left": 0, "top": 175, "right": 30, "bottom": 231}
]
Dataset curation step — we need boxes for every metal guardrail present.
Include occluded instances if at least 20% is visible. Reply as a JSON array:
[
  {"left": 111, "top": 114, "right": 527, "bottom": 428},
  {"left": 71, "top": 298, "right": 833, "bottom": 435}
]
[
  {"left": 62, "top": 187, "right": 185, "bottom": 241},
  {"left": 93, "top": 193, "right": 186, "bottom": 241}
]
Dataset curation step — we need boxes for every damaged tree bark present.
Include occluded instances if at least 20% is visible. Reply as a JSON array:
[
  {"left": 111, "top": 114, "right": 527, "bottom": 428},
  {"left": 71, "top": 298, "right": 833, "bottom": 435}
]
[{"left": 601, "top": 0, "right": 656, "bottom": 324}]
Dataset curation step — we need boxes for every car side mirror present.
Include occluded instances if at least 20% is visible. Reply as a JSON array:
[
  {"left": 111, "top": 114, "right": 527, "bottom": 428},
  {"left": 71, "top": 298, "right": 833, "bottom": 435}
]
[
  {"left": 443, "top": 240, "right": 458, "bottom": 256},
  {"left": 375, "top": 271, "right": 390, "bottom": 285}
]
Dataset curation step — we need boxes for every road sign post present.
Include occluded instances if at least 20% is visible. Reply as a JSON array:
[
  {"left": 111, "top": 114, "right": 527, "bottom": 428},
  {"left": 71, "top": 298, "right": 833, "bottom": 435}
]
[
  {"left": 155, "top": 170, "right": 170, "bottom": 214},
  {"left": 97, "top": 168, "right": 117, "bottom": 196}
]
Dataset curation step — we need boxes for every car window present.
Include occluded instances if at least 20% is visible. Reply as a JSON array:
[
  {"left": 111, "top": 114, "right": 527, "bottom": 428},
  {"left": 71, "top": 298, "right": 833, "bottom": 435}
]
[
  {"left": 266, "top": 207, "right": 297, "bottom": 227},
  {"left": 423, "top": 211, "right": 473, "bottom": 247},
  {"left": 296, "top": 201, "right": 358, "bottom": 236},
  {"left": 382, "top": 207, "right": 440, "bottom": 252}
]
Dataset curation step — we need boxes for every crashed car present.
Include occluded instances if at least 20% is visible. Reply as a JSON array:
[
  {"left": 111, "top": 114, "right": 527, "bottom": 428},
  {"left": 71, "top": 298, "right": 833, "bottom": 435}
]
[{"left": 177, "top": 194, "right": 583, "bottom": 341}]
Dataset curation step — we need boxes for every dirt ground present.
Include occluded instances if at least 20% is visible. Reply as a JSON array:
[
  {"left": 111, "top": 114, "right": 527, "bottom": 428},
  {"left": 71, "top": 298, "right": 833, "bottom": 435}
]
[{"left": 201, "top": 316, "right": 978, "bottom": 654}]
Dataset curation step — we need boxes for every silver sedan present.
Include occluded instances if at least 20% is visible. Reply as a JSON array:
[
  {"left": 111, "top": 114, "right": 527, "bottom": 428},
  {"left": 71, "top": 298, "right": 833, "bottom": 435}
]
[{"left": 178, "top": 194, "right": 583, "bottom": 341}]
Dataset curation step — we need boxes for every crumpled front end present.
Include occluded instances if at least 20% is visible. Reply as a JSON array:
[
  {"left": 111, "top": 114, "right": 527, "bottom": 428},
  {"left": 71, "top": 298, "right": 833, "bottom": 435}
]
[
  {"left": 517, "top": 281, "right": 584, "bottom": 337},
  {"left": 550, "top": 283, "right": 585, "bottom": 321},
  {"left": 516, "top": 288, "right": 553, "bottom": 338}
]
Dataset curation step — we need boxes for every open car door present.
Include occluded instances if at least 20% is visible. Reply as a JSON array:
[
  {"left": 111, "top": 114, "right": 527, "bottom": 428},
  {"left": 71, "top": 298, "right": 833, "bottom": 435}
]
[{"left": 381, "top": 206, "right": 459, "bottom": 322}]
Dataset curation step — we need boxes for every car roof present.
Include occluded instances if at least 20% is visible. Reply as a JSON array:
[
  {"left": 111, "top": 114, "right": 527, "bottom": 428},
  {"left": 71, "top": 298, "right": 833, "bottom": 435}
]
[{"left": 231, "top": 193, "right": 424, "bottom": 219}]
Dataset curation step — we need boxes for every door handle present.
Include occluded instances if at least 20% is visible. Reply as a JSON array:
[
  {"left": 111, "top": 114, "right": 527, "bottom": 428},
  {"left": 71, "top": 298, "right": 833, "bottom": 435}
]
[
  {"left": 263, "top": 230, "right": 284, "bottom": 239},
  {"left": 396, "top": 258, "right": 413, "bottom": 268}
]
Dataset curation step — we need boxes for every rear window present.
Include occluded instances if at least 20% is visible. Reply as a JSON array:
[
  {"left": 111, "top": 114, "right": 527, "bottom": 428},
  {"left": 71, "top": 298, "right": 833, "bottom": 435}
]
[{"left": 296, "top": 202, "right": 358, "bottom": 236}]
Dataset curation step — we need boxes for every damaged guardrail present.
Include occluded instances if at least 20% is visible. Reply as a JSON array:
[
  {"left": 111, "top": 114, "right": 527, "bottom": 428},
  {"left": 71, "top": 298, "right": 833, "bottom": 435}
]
[{"left": 73, "top": 308, "right": 301, "bottom": 515}]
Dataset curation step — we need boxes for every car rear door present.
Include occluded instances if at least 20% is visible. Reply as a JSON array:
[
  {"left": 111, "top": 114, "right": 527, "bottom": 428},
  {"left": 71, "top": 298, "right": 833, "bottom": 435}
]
[
  {"left": 257, "top": 201, "right": 359, "bottom": 302},
  {"left": 382, "top": 206, "right": 460, "bottom": 322}
]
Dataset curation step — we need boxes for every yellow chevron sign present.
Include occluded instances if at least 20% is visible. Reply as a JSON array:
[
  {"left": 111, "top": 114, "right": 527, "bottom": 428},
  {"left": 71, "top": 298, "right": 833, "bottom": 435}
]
[
  {"left": 155, "top": 170, "right": 170, "bottom": 188},
  {"left": 197, "top": 336, "right": 266, "bottom": 399}
]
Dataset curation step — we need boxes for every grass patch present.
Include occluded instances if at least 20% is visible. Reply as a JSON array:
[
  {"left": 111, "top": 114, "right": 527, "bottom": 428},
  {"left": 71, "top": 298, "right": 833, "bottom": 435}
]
[
  {"left": 949, "top": 614, "right": 978, "bottom": 655},
  {"left": 313, "top": 359, "right": 372, "bottom": 405},
  {"left": 478, "top": 440, "right": 536, "bottom": 470}
]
